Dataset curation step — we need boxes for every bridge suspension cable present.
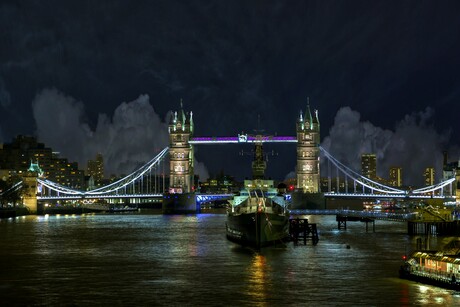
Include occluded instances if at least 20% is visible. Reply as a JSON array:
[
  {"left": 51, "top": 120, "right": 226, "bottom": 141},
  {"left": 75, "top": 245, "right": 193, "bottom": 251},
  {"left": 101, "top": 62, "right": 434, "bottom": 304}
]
[
  {"left": 0, "top": 180, "right": 23, "bottom": 196},
  {"left": 320, "top": 146, "right": 456, "bottom": 196},
  {"left": 411, "top": 177, "right": 456, "bottom": 194},
  {"left": 38, "top": 147, "right": 169, "bottom": 196},
  {"left": 30, "top": 140, "right": 456, "bottom": 199},
  {"left": 320, "top": 146, "right": 406, "bottom": 194}
]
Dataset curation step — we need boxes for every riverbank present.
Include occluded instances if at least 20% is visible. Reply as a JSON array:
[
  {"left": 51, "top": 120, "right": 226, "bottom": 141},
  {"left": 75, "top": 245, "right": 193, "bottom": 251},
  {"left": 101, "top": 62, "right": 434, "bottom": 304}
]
[{"left": 0, "top": 207, "right": 29, "bottom": 218}]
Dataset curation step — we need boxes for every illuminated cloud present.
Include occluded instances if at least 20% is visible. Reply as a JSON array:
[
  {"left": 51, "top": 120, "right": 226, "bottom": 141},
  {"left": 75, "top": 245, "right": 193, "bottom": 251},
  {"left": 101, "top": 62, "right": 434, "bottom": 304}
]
[
  {"left": 321, "top": 107, "right": 449, "bottom": 186},
  {"left": 32, "top": 88, "right": 209, "bottom": 181}
]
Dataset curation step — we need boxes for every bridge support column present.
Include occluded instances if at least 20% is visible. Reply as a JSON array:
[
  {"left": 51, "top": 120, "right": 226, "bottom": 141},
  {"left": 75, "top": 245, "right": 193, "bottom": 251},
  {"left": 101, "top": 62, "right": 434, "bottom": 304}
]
[
  {"left": 22, "top": 172, "right": 38, "bottom": 214},
  {"left": 337, "top": 216, "right": 347, "bottom": 230},
  {"left": 295, "top": 101, "right": 320, "bottom": 194},
  {"left": 163, "top": 102, "right": 198, "bottom": 214},
  {"left": 365, "top": 219, "right": 375, "bottom": 233}
]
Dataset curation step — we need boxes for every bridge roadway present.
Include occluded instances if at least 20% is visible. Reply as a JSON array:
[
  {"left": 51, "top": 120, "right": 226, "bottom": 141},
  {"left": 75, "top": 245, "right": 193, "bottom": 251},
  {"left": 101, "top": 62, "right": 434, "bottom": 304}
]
[
  {"left": 37, "top": 192, "right": 434, "bottom": 223},
  {"left": 324, "top": 192, "right": 447, "bottom": 199},
  {"left": 38, "top": 192, "right": 451, "bottom": 202},
  {"left": 37, "top": 193, "right": 164, "bottom": 201},
  {"left": 37, "top": 193, "right": 235, "bottom": 202}
]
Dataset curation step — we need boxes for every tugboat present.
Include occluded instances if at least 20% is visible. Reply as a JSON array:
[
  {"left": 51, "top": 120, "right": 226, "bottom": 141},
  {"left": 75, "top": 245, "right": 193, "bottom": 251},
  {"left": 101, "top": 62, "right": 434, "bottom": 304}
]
[
  {"left": 399, "top": 239, "right": 460, "bottom": 290},
  {"left": 226, "top": 137, "right": 290, "bottom": 249}
]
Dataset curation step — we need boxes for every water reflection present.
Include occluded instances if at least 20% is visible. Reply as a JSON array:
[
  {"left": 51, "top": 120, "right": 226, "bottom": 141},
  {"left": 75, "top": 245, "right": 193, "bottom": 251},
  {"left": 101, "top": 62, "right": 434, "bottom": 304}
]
[
  {"left": 412, "top": 284, "right": 454, "bottom": 305},
  {"left": 246, "top": 253, "right": 269, "bottom": 302},
  {"left": 2, "top": 214, "right": 460, "bottom": 305}
]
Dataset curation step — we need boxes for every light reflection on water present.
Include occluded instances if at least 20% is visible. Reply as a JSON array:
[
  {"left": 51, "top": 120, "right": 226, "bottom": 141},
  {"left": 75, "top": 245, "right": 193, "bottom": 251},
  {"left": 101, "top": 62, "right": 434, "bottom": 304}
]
[
  {"left": 247, "top": 254, "right": 269, "bottom": 303},
  {"left": 0, "top": 212, "right": 459, "bottom": 306}
]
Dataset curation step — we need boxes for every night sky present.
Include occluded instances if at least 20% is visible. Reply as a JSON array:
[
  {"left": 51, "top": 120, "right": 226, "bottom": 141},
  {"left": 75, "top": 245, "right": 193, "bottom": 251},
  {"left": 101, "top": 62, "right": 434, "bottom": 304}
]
[{"left": 1, "top": 1, "right": 460, "bottom": 186}]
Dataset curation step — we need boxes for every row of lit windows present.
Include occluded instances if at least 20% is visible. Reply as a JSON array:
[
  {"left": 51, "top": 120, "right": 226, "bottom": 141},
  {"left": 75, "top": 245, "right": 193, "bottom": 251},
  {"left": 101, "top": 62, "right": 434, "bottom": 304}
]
[{"left": 172, "top": 152, "right": 188, "bottom": 159}]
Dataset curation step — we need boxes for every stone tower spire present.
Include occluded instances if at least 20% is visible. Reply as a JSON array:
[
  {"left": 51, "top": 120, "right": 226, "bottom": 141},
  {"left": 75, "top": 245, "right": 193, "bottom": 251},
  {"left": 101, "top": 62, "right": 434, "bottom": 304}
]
[
  {"left": 168, "top": 100, "right": 194, "bottom": 194},
  {"left": 296, "top": 99, "right": 320, "bottom": 193}
]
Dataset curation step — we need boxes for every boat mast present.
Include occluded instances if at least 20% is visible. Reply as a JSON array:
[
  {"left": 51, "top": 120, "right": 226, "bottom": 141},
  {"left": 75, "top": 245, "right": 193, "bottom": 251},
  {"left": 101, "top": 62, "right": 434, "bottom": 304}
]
[{"left": 252, "top": 114, "right": 266, "bottom": 180}]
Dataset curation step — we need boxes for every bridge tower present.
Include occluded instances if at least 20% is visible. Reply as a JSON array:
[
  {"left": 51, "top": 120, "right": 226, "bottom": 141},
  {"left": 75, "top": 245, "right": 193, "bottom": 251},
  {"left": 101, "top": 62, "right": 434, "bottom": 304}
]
[
  {"left": 291, "top": 100, "right": 325, "bottom": 209},
  {"left": 21, "top": 161, "right": 43, "bottom": 214},
  {"left": 163, "top": 101, "right": 197, "bottom": 213},
  {"left": 296, "top": 100, "right": 320, "bottom": 192},
  {"left": 168, "top": 102, "right": 194, "bottom": 193}
]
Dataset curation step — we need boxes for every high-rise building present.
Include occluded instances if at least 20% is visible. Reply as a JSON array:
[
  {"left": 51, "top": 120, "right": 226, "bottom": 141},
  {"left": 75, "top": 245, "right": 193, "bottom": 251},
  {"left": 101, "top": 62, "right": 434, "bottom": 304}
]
[
  {"left": 361, "top": 154, "right": 377, "bottom": 180},
  {"left": 389, "top": 167, "right": 402, "bottom": 187},
  {"left": 0, "top": 135, "right": 85, "bottom": 189},
  {"left": 424, "top": 167, "right": 435, "bottom": 186},
  {"left": 442, "top": 155, "right": 460, "bottom": 198},
  {"left": 87, "top": 153, "right": 104, "bottom": 186}
]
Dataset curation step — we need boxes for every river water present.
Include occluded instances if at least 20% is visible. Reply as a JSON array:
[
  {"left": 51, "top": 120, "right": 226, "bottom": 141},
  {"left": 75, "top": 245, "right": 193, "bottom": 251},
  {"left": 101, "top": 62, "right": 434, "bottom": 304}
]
[{"left": 1, "top": 211, "right": 460, "bottom": 306}]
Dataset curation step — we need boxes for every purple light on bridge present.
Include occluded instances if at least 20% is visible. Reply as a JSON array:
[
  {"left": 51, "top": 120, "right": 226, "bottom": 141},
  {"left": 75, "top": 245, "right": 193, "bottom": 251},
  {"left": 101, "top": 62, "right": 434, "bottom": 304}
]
[{"left": 190, "top": 135, "right": 297, "bottom": 144}]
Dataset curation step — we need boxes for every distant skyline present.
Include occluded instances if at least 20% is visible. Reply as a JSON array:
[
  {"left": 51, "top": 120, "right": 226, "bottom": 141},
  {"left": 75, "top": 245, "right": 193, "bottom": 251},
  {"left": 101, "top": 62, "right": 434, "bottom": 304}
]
[{"left": 1, "top": 1, "right": 460, "bottom": 186}]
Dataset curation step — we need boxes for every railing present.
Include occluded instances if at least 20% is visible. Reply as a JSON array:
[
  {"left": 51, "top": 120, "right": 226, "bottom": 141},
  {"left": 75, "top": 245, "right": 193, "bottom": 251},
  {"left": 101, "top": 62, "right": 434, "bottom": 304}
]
[{"left": 290, "top": 209, "right": 417, "bottom": 221}]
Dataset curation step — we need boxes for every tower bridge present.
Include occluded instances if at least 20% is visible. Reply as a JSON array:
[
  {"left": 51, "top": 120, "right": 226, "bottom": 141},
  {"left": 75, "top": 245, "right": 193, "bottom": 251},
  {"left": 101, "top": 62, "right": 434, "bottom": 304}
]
[{"left": 3, "top": 101, "right": 457, "bottom": 215}]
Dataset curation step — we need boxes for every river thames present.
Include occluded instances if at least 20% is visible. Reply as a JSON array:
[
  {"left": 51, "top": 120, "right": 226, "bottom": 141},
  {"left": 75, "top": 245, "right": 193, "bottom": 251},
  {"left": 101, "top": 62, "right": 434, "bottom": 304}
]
[{"left": 1, "top": 211, "right": 459, "bottom": 306}]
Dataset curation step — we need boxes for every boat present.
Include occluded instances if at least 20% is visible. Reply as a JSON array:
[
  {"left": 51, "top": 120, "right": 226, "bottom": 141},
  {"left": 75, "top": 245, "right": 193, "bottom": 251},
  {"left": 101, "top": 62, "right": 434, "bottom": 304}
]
[
  {"left": 226, "top": 179, "right": 290, "bottom": 249},
  {"left": 399, "top": 239, "right": 460, "bottom": 290},
  {"left": 225, "top": 136, "right": 290, "bottom": 249}
]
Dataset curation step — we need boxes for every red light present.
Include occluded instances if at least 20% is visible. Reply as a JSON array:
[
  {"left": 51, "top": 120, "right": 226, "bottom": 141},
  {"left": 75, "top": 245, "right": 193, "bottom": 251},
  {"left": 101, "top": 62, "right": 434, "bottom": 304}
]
[
  {"left": 289, "top": 185, "right": 295, "bottom": 191},
  {"left": 402, "top": 255, "right": 407, "bottom": 260}
]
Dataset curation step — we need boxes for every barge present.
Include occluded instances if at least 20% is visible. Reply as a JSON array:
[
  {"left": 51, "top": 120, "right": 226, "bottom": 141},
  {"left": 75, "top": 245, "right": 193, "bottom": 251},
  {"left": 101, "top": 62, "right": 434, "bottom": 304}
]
[{"left": 399, "top": 239, "right": 460, "bottom": 290}]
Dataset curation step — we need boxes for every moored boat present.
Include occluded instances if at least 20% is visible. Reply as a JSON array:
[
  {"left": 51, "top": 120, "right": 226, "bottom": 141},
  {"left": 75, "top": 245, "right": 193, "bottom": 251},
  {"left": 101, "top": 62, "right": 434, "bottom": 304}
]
[
  {"left": 226, "top": 179, "right": 290, "bottom": 249},
  {"left": 226, "top": 133, "right": 290, "bottom": 249},
  {"left": 399, "top": 239, "right": 460, "bottom": 290}
]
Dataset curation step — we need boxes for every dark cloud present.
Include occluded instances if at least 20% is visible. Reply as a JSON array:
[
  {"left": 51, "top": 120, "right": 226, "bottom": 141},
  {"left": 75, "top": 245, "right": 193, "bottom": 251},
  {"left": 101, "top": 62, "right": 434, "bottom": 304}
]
[
  {"left": 0, "top": 77, "right": 11, "bottom": 108},
  {"left": 321, "top": 107, "right": 451, "bottom": 186},
  {"left": 1, "top": 1, "right": 460, "bottom": 185},
  {"left": 32, "top": 88, "right": 209, "bottom": 180}
]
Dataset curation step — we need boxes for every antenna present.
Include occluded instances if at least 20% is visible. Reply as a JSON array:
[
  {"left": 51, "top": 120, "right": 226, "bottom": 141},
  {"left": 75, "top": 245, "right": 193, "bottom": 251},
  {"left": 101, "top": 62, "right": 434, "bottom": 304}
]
[{"left": 253, "top": 114, "right": 265, "bottom": 135}]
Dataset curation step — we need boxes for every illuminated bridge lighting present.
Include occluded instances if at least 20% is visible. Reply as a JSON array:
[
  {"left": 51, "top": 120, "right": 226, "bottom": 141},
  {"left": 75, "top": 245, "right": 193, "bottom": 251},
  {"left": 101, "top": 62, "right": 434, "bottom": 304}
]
[
  {"left": 189, "top": 135, "right": 297, "bottom": 144},
  {"left": 323, "top": 193, "right": 446, "bottom": 199},
  {"left": 37, "top": 193, "right": 164, "bottom": 200},
  {"left": 195, "top": 194, "right": 234, "bottom": 203},
  {"left": 21, "top": 140, "right": 455, "bottom": 202}
]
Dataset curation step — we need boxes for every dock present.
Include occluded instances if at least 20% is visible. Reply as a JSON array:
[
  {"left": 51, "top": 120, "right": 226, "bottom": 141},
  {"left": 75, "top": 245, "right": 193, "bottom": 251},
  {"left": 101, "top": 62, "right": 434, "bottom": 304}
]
[
  {"left": 407, "top": 220, "right": 460, "bottom": 235},
  {"left": 336, "top": 214, "right": 375, "bottom": 232},
  {"left": 289, "top": 217, "right": 319, "bottom": 245}
]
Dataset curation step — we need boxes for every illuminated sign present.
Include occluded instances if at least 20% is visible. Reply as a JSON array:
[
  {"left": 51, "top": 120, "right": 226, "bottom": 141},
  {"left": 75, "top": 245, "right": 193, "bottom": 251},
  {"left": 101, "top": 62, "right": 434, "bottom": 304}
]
[{"left": 238, "top": 134, "right": 248, "bottom": 143}]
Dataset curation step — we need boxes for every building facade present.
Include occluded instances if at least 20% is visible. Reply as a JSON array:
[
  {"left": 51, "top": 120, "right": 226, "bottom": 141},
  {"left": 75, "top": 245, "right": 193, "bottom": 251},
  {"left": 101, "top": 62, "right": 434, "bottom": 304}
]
[
  {"left": 0, "top": 135, "right": 85, "bottom": 189},
  {"left": 424, "top": 167, "right": 435, "bottom": 187},
  {"left": 389, "top": 167, "right": 403, "bottom": 187},
  {"left": 361, "top": 154, "right": 377, "bottom": 180},
  {"left": 87, "top": 153, "right": 104, "bottom": 187}
]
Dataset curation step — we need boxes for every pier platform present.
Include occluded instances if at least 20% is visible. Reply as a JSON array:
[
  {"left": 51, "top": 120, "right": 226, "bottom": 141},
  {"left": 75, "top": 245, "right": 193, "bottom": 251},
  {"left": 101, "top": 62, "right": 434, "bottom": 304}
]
[
  {"left": 336, "top": 214, "right": 375, "bottom": 232},
  {"left": 289, "top": 217, "right": 319, "bottom": 245}
]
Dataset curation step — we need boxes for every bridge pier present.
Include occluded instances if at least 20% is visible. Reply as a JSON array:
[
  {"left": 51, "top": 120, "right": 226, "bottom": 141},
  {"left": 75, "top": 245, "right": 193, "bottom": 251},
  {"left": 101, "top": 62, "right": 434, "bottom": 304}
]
[
  {"left": 365, "top": 219, "right": 375, "bottom": 233},
  {"left": 336, "top": 215, "right": 375, "bottom": 232},
  {"left": 289, "top": 218, "right": 319, "bottom": 245},
  {"left": 162, "top": 193, "right": 199, "bottom": 214},
  {"left": 337, "top": 216, "right": 347, "bottom": 230},
  {"left": 22, "top": 170, "right": 39, "bottom": 214}
]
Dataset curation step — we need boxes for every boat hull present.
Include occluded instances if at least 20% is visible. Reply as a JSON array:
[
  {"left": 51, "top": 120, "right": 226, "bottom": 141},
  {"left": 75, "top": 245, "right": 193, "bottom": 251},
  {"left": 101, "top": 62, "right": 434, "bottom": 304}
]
[
  {"left": 226, "top": 211, "right": 289, "bottom": 248},
  {"left": 399, "top": 265, "right": 460, "bottom": 291}
]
